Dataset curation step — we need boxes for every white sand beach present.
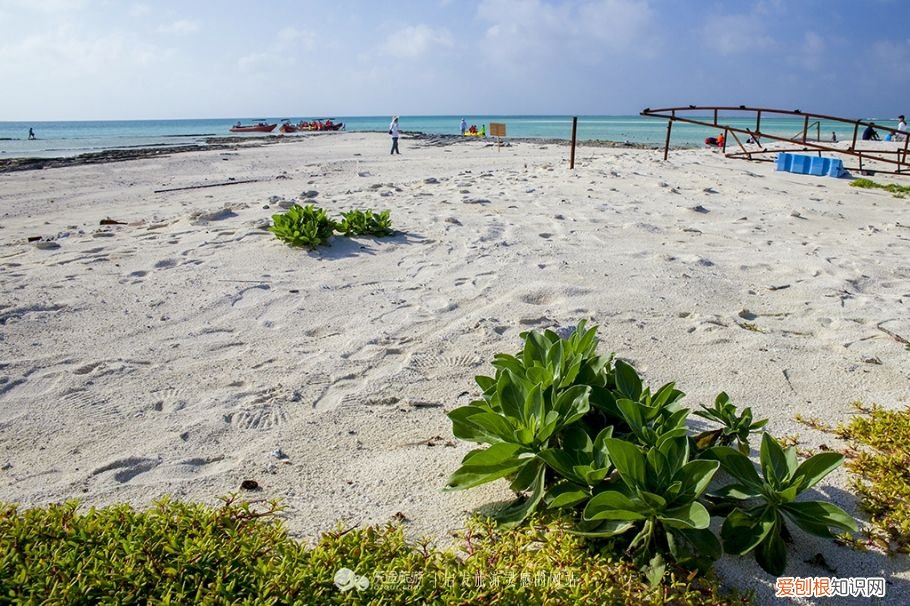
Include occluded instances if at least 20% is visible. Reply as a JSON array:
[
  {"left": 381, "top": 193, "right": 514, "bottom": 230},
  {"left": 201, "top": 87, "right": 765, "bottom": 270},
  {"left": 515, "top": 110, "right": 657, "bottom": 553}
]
[{"left": 1, "top": 132, "right": 909, "bottom": 603}]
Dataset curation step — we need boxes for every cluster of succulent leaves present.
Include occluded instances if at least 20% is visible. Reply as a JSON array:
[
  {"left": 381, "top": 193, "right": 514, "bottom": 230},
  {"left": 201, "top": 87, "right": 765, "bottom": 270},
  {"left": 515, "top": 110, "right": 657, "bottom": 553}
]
[
  {"left": 821, "top": 402, "right": 910, "bottom": 554},
  {"left": 270, "top": 204, "right": 337, "bottom": 248},
  {"left": 270, "top": 204, "right": 393, "bottom": 248},
  {"left": 0, "top": 497, "right": 751, "bottom": 605},
  {"left": 336, "top": 209, "right": 393, "bottom": 237},
  {"left": 447, "top": 322, "right": 857, "bottom": 579}
]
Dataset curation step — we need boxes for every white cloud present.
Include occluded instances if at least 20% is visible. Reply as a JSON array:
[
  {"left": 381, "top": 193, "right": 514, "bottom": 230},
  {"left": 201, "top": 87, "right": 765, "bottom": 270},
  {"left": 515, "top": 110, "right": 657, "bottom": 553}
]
[
  {"left": 381, "top": 24, "right": 453, "bottom": 59},
  {"left": 129, "top": 3, "right": 150, "bottom": 17},
  {"left": 791, "top": 31, "right": 825, "bottom": 70},
  {"left": 157, "top": 19, "right": 198, "bottom": 35},
  {"left": 0, "top": 23, "right": 165, "bottom": 78},
  {"left": 276, "top": 26, "right": 316, "bottom": 50},
  {"left": 0, "top": 0, "right": 89, "bottom": 12},
  {"left": 477, "top": 0, "right": 657, "bottom": 68},
  {"left": 700, "top": 13, "right": 776, "bottom": 56}
]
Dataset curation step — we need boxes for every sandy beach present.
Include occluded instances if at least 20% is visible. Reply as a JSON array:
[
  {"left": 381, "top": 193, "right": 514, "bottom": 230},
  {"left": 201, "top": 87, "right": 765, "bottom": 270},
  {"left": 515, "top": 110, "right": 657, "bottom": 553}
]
[{"left": 1, "top": 132, "right": 909, "bottom": 603}]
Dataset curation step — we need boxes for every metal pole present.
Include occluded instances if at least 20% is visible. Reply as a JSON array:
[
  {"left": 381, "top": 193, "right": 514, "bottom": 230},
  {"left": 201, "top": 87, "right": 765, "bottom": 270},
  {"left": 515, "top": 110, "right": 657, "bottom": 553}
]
[
  {"left": 569, "top": 116, "right": 578, "bottom": 169},
  {"left": 756, "top": 111, "right": 761, "bottom": 134},
  {"left": 803, "top": 116, "right": 809, "bottom": 143},
  {"left": 663, "top": 120, "right": 672, "bottom": 161},
  {"left": 902, "top": 136, "right": 909, "bottom": 174}
]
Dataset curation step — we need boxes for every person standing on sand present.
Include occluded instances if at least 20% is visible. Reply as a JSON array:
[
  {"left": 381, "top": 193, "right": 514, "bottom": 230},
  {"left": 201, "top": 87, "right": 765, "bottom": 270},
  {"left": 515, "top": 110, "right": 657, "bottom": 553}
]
[
  {"left": 460, "top": 118, "right": 466, "bottom": 135},
  {"left": 897, "top": 115, "right": 906, "bottom": 141},
  {"left": 389, "top": 116, "right": 400, "bottom": 155}
]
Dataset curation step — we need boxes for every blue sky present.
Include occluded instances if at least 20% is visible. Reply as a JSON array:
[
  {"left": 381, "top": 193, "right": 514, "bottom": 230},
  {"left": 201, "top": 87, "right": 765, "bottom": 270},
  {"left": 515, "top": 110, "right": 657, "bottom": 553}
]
[{"left": 0, "top": 0, "right": 906, "bottom": 120}]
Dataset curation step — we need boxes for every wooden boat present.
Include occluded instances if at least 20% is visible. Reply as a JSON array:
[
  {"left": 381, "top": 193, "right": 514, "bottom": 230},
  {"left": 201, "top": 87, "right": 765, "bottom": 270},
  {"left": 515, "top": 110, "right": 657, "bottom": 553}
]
[
  {"left": 279, "top": 122, "right": 299, "bottom": 134},
  {"left": 230, "top": 122, "right": 277, "bottom": 133},
  {"left": 295, "top": 120, "right": 344, "bottom": 132}
]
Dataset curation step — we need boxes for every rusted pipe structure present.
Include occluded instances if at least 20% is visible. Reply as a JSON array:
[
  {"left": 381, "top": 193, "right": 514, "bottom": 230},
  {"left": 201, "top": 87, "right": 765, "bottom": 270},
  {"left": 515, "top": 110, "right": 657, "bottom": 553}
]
[{"left": 641, "top": 105, "right": 910, "bottom": 176}]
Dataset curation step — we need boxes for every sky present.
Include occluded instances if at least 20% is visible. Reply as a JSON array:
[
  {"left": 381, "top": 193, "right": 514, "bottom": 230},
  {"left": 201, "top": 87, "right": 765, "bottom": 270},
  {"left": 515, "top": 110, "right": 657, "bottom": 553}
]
[{"left": 0, "top": 0, "right": 906, "bottom": 121}]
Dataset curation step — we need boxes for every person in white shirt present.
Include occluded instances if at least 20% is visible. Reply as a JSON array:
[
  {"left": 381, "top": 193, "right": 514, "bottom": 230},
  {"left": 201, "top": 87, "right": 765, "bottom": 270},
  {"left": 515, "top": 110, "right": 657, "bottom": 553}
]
[
  {"left": 389, "top": 116, "right": 400, "bottom": 155},
  {"left": 897, "top": 115, "right": 906, "bottom": 141}
]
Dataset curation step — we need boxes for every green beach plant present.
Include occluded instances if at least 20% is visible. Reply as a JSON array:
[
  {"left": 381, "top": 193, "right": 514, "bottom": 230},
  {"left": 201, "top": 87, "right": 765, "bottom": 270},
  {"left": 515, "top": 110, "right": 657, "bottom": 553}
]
[
  {"left": 798, "top": 402, "right": 910, "bottom": 554},
  {"left": 582, "top": 434, "right": 722, "bottom": 575},
  {"left": 706, "top": 433, "right": 857, "bottom": 575},
  {"left": 0, "top": 498, "right": 753, "bottom": 605},
  {"left": 337, "top": 209, "right": 394, "bottom": 237},
  {"left": 694, "top": 392, "right": 768, "bottom": 454},
  {"left": 446, "top": 321, "right": 612, "bottom": 526},
  {"left": 849, "top": 178, "right": 910, "bottom": 197},
  {"left": 270, "top": 204, "right": 336, "bottom": 248},
  {"left": 446, "top": 322, "right": 858, "bottom": 581}
]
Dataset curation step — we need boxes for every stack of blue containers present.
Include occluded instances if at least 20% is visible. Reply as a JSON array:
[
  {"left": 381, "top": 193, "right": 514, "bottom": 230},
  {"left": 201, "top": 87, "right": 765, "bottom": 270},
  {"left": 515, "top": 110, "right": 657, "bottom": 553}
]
[{"left": 776, "top": 153, "right": 844, "bottom": 177}]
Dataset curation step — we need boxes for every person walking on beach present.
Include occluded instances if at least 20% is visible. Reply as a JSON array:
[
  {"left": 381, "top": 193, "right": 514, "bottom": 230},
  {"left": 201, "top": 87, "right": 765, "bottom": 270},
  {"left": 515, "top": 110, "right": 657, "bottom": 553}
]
[
  {"left": 389, "top": 116, "right": 400, "bottom": 155},
  {"left": 27, "top": 128, "right": 35, "bottom": 140},
  {"left": 460, "top": 118, "right": 466, "bottom": 135}
]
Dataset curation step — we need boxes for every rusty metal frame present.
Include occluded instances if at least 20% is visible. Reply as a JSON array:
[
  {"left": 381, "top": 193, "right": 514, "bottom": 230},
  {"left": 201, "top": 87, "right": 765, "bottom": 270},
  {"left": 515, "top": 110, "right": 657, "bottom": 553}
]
[{"left": 640, "top": 105, "right": 910, "bottom": 176}]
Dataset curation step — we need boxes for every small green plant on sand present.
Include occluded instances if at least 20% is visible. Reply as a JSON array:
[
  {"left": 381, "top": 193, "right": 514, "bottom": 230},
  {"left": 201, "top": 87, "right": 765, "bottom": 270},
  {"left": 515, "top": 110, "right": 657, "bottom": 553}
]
[
  {"left": 849, "top": 178, "right": 910, "bottom": 197},
  {"left": 271, "top": 205, "right": 394, "bottom": 247},
  {"left": 447, "top": 323, "right": 855, "bottom": 579},
  {"left": 0, "top": 497, "right": 752, "bottom": 605},
  {"left": 694, "top": 392, "right": 768, "bottom": 454},
  {"left": 828, "top": 402, "right": 910, "bottom": 554},
  {"left": 705, "top": 434, "right": 857, "bottom": 575},
  {"left": 270, "top": 204, "right": 336, "bottom": 248},
  {"left": 337, "top": 209, "right": 394, "bottom": 237}
]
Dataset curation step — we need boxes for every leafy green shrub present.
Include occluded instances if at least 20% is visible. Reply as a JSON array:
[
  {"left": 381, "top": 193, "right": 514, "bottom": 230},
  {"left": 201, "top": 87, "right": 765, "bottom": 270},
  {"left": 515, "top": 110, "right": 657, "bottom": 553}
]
[
  {"left": 270, "top": 206, "right": 394, "bottom": 247},
  {"left": 337, "top": 209, "right": 394, "bottom": 237},
  {"left": 583, "top": 434, "right": 721, "bottom": 576},
  {"left": 270, "top": 204, "right": 336, "bottom": 248},
  {"left": 694, "top": 392, "right": 767, "bottom": 454},
  {"left": 706, "top": 434, "right": 857, "bottom": 575},
  {"left": 447, "top": 322, "right": 605, "bottom": 526},
  {"left": 811, "top": 402, "right": 910, "bottom": 554},
  {"left": 447, "top": 323, "right": 855, "bottom": 578},
  {"left": 0, "top": 497, "right": 752, "bottom": 605}
]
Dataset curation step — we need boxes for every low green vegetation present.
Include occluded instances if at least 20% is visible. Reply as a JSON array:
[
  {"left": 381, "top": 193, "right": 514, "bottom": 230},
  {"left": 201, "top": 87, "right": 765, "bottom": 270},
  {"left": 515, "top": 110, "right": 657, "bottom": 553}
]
[
  {"left": 0, "top": 497, "right": 751, "bottom": 605},
  {"left": 270, "top": 204, "right": 337, "bottom": 248},
  {"left": 337, "top": 209, "right": 393, "bottom": 237},
  {"left": 849, "top": 178, "right": 910, "bottom": 197},
  {"left": 800, "top": 402, "right": 910, "bottom": 554},
  {"left": 447, "top": 322, "right": 857, "bottom": 580},
  {"left": 693, "top": 392, "right": 768, "bottom": 454},
  {"left": 270, "top": 205, "right": 394, "bottom": 248}
]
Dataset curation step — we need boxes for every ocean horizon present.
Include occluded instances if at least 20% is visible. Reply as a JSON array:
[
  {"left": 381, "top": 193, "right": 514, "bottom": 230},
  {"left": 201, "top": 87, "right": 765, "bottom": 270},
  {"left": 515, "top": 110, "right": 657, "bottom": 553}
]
[{"left": 0, "top": 114, "right": 901, "bottom": 159}]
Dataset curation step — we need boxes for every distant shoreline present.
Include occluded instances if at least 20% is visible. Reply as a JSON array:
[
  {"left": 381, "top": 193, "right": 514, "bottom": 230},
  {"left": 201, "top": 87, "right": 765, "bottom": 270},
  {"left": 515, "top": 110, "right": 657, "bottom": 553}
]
[{"left": 0, "top": 131, "right": 671, "bottom": 173}]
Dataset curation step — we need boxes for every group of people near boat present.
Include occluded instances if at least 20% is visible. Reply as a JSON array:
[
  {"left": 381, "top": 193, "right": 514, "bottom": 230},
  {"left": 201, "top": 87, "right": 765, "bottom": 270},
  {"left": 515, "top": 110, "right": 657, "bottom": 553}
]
[{"left": 459, "top": 118, "right": 485, "bottom": 137}]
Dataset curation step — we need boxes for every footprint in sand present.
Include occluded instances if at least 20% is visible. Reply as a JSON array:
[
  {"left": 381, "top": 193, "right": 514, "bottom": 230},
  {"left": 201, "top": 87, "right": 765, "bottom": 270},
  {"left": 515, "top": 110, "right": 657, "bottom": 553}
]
[
  {"left": 91, "top": 456, "right": 161, "bottom": 483},
  {"left": 225, "top": 403, "right": 289, "bottom": 431},
  {"left": 230, "top": 284, "right": 271, "bottom": 308}
]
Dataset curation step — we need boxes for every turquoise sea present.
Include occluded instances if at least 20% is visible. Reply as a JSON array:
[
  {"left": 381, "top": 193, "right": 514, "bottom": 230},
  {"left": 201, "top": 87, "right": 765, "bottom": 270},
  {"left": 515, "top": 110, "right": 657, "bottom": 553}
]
[{"left": 0, "top": 115, "right": 901, "bottom": 159}]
